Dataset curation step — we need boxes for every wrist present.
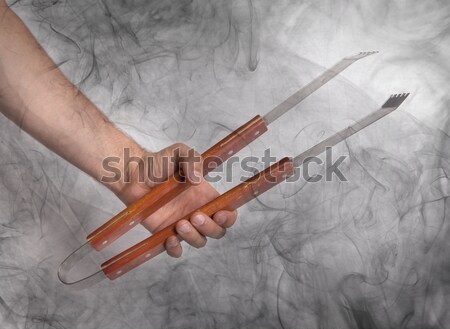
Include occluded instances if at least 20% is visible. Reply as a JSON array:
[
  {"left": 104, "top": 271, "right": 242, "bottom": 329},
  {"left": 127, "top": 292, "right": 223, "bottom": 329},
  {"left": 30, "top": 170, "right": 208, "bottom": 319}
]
[{"left": 99, "top": 133, "right": 148, "bottom": 200}]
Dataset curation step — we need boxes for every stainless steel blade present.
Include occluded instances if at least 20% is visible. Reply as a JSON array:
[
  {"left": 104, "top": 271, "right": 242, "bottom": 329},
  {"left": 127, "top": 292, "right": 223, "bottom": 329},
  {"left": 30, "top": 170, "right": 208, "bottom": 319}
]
[
  {"left": 292, "top": 93, "right": 409, "bottom": 167},
  {"left": 58, "top": 242, "right": 107, "bottom": 289},
  {"left": 263, "top": 51, "right": 379, "bottom": 125}
]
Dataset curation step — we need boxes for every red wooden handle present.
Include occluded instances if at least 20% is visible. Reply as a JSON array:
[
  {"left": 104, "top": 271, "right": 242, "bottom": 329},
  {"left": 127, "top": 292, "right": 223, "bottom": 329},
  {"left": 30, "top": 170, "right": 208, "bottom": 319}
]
[
  {"left": 101, "top": 157, "right": 294, "bottom": 280},
  {"left": 201, "top": 115, "right": 268, "bottom": 172},
  {"left": 87, "top": 115, "right": 268, "bottom": 251}
]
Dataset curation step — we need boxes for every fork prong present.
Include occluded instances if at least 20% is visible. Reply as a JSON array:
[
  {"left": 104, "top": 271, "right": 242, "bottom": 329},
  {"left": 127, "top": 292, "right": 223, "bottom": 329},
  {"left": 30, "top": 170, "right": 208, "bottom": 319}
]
[
  {"left": 345, "top": 51, "right": 379, "bottom": 60},
  {"left": 382, "top": 93, "right": 410, "bottom": 108}
]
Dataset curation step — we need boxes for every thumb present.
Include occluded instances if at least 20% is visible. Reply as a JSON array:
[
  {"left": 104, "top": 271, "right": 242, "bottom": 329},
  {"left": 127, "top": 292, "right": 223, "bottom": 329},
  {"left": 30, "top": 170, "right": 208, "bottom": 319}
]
[
  {"left": 176, "top": 143, "right": 203, "bottom": 185},
  {"left": 152, "top": 143, "right": 203, "bottom": 186}
]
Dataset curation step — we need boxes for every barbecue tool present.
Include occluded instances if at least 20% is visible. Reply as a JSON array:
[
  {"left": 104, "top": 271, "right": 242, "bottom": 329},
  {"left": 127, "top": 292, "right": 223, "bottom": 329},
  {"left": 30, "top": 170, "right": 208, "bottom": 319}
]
[
  {"left": 87, "top": 51, "right": 378, "bottom": 251},
  {"left": 58, "top": 93, "right": 409, "bottom": 287}
]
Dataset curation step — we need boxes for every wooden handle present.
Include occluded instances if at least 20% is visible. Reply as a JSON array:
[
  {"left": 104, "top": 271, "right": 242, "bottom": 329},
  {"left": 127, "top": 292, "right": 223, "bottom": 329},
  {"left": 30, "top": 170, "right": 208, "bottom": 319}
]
[
  {"left": 87, "top": 115, "right": 268, "bottom": 251},
  {"left": 101, "top": 157, "right": 294, "bottom": 280},
  {"left": 201, "top": 115, "right": 268, "bottom": 172}
]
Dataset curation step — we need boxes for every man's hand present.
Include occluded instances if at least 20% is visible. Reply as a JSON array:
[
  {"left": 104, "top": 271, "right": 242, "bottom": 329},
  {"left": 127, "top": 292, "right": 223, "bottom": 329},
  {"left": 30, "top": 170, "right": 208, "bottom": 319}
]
[
  {"left": 0, "top": 3, "right": 237, "bottom": 257},
  {"left": 112, "top": 143, "right": 238, "bottom": 258}
]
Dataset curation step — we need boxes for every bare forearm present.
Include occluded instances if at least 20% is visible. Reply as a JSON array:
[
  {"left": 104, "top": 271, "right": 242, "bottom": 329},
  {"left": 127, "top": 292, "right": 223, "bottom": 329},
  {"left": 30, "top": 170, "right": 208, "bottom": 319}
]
[
  {"left": 0, "top": 3, "right": 142, "bottom": 194},
  {"left": 0, "top": 2, "right": 239, "bottom": 255}
]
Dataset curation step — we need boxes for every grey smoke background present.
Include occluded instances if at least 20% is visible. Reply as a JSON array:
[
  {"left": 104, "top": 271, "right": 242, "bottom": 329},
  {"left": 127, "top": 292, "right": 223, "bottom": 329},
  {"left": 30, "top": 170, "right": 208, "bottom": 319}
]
[{"left": 0, "top": 0, "right": 449, "bottom": 328}]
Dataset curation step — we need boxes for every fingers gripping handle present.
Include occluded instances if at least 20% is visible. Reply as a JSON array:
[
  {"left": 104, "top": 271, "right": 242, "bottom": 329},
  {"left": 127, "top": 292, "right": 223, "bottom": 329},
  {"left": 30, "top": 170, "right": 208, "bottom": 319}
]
[
  {"left": 87, "top": 173, "right": 189, "bottom": 250},
  {"left": 101, "top": 157, "right": 294, "bottom": 280},
  {"left": 87, "top": 115, "right": 268, "bottom": 251}
]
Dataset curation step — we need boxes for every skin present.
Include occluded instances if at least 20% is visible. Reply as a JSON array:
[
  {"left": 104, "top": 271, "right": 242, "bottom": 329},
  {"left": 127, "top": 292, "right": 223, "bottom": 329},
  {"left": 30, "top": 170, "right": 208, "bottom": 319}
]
[{"left": 0, "top": 1, "right": 237, "bottom": 257}]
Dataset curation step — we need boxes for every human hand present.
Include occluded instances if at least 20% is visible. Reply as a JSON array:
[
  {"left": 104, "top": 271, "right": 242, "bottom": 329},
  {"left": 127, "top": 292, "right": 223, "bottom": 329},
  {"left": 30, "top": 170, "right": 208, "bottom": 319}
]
[
  {"left": 114, "top": 143, "right": 237, "bottom": 257},
  {"left": 0, "top": 3, "right": 236, "bottom": 258}
]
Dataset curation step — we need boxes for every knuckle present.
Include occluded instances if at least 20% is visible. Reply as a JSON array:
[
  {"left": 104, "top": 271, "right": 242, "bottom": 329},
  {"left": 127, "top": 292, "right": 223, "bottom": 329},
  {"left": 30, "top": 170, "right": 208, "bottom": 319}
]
[
  {"left": 176, "top": 221, "right": 193, "bottom": 237},
  {"left": 175, "top": 143, "right": 190, "bottom": 154},
  {"left": 213, "top": 229, "right": 226, "bottom": 239},
  {"left": 168, "top": 250, "right": 182, "bottom": 258},
  {"left": 195, "top": 238, "right": 207, "bottom": 248},
  {"left": 223, "top": 220, "right": 234, "bottom": 229},
  {"left": 174, "top": 142, "right": 187, "bottom": 149}
]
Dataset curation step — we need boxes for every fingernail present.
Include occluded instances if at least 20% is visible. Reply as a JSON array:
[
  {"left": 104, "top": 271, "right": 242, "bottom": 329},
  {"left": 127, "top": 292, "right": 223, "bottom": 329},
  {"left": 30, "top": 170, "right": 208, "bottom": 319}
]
[
  {"left": 194, "top": 170, "right": 203, "bottom": 177},
  {"left": 192, "top": 214, "right": 206, "bottom": 226},
  {"left": 178, "top": 223, "right": 192, "bottom": 234},
  {"left": 214, "top": 214, "right": 226, "bottom": 225},
  {"left": 190, "top": 170, "right": 202, "bottom": 184},
  {"left": 167, "top": 238, "right": 178, "bottom": 248}
]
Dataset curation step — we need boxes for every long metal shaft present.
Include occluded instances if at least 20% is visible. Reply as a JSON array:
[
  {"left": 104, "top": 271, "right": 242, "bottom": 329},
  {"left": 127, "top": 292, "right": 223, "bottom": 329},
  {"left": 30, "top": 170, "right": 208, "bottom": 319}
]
[
  {"left": 292, "top": 93, "right": 409, "bottom": 167},
  {"left": 263, "top": 51, "right": 378, "bottom": 125}
]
